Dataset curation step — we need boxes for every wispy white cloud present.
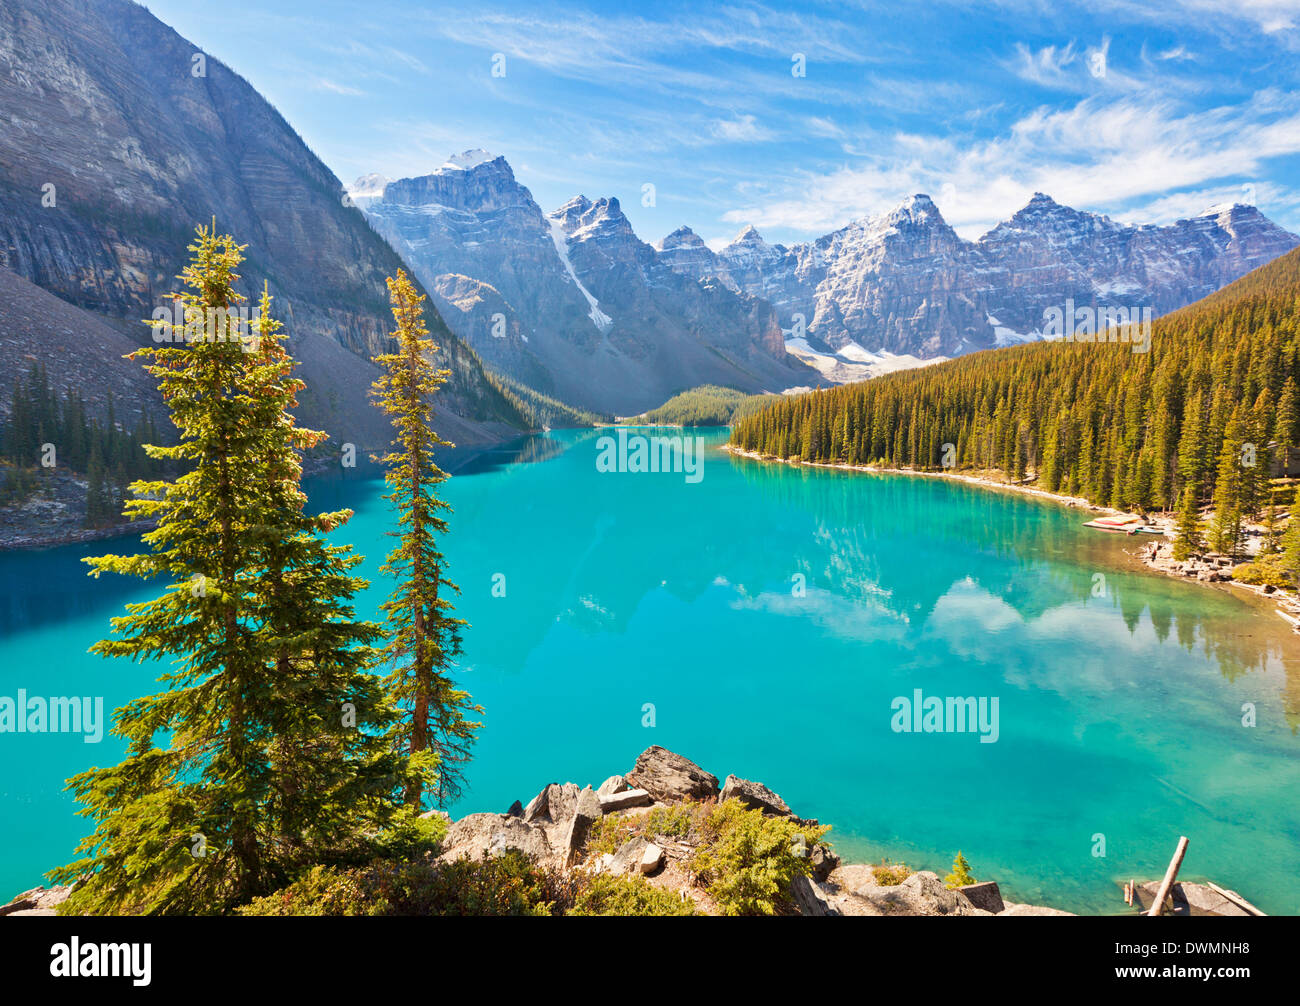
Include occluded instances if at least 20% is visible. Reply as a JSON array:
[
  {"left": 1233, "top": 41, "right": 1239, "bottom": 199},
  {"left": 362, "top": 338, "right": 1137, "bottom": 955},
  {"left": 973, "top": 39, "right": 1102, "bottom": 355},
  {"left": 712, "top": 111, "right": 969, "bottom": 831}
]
[
  {"left": 806, "top": 115, "right": 845, "bottom": 139},
  {"left": 711, "top": 114, "right": 774, "bottom": 142},
  {"left": 1005, "top": 41, "right": 1081, "bottom": 87},
  {"left": 312, "top": 77, "right": 366, "bottom": 96},
  {"left": 721, "top": 88, "right": 1300, "bottom": 238}
]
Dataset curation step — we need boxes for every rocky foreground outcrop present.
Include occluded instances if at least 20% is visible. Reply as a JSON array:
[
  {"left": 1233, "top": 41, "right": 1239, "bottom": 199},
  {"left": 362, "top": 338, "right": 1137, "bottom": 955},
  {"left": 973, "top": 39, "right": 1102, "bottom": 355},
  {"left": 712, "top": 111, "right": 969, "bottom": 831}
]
[
  {"left": 4, "top": 746, "right": 1074, "bottom": 917},
  {"left": 430, "top": 745, "right": 1074, "bottom": 917},
  {"left": 0, "top": 886, "right": 72, "bottom": 917}
]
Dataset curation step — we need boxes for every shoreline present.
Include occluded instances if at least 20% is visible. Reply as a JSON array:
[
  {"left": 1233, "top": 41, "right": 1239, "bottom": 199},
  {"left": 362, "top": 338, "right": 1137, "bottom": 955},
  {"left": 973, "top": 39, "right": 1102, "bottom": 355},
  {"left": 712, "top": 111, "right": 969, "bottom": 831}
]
[
  {"left": 721, "top": 444, "right": 1124, "bottom": 513},
  {"left": 722, "top": 444, "right": 1300, "bottom": 630}
]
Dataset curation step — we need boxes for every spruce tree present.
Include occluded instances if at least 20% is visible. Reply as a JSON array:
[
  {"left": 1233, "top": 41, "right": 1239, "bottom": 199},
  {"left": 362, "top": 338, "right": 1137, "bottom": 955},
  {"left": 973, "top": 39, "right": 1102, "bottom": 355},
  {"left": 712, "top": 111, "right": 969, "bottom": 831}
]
[
  {"left": 1281, "top": 495, "right": 1300, "bottom": 587},
  {"left": 371, "top": 269, "right": 480, "bottom": 809},
  {"left": 944, "top": 851, "right": 976, "bottom": 889},
  {"left": 1172, "top": 484, "right": 1204, "bottom": 561},
  {"left": 1208, "top": 417, "right": 1246, "bottom": 559},
  {"left": 53, "top": 227, "right": 399, "bottom": 914}
]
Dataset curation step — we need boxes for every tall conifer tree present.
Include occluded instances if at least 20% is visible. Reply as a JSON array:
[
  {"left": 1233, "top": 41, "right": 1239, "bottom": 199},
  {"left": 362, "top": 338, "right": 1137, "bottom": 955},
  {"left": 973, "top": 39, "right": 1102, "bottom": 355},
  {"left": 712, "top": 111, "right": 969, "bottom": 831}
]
[
  {"left": 1172, "top": 484, "right": 1204, "bottom": 561},
  {"left": 371, "top": 270, "right": 480, "bottom": 810},
  {"left": 54, "top": 227, "right": 398, "bottom": 914}
]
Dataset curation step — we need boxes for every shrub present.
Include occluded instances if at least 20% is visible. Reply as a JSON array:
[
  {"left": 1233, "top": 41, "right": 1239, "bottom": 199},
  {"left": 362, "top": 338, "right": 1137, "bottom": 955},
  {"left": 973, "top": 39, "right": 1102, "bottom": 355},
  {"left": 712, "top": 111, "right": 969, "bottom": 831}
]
[
  {"left": 643, "top": 804, "right": 698, "bottom": 840},
  {"left": 585, "top": 812, "right": 640, "bottom": 856},
  {"left": 238, "top": 850, "right": 576, "bottom": 916},
  {"left": 368, "top": 812, "right": 448, "bottom": 861},
  {"left": 378, "top": 852, "right": 575, "bottom": 915},
  {"left": 944, "top": 851, "right": 976, "bottom": 889},
  {"left": 237, "top": 866, "right": 368, "bottom": 916},
  {"left": 567, "top": 874, "right": 698, "bottom": 916},
  {"left": 872, "top": 860, "right": 912, "bottom": 886},
  {"left": 1232, "top": 553, "right": 1296, "bottom": 589},
  {"left": 689, "top": 799, "right": 829, "bottom": 916}
]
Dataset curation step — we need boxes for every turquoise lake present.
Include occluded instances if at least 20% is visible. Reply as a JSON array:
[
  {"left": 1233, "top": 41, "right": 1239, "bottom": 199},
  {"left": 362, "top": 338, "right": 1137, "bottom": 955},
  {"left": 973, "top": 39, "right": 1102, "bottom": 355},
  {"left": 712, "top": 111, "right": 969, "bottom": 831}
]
[{"left": 3, "top": 426, "right": 1299, "bottom": 914}]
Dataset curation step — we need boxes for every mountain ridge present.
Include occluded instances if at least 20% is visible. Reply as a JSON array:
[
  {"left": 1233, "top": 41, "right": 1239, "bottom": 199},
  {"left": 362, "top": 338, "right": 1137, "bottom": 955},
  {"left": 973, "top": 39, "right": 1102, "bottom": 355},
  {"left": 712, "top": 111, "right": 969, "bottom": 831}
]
[
  {"left": 697, "top": 192, "right": 1299, "bottom": 358},
  {"left": 360, "top": 154, "right": 819, "bottom": 414},
  {"left": 357, "top": 150, "right": 1297, "bottom": 387}
]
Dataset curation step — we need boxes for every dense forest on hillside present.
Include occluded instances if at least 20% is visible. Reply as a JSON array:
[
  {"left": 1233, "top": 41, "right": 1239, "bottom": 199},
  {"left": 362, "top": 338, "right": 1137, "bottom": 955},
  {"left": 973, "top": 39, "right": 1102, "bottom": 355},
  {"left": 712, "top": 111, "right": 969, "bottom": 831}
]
[
  {"left": 731, "top": 247, "right": 1300, "bottom": 555},
  {"left": 488, "top": 372, "right": 610, "bottom": 428},
  {"left": 1, "top": 363, "right": 170, "bottom": 524},
  {"left": 633, "top": 385, "right": 775, "bottom": 426}
]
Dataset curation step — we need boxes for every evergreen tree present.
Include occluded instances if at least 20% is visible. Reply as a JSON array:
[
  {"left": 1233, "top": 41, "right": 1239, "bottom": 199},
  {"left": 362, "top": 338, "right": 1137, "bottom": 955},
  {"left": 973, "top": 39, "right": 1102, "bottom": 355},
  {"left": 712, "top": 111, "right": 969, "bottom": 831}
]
[
  {"left": 944, "top": 851, "right": 976, "bottom": 889},
  {"left": 1172, "top": 484, "right": 1204, "bottom": 561},
  {"left": 53, "top": 227, "right": 399, "bottom": 915},
  {"left": 729, "top": 245, "right": 1300, "bottom": 515},
  {"left": 1281, "top": 495, "right": 1300, "bottom": 586},
  {"left": 1208, "top": 417, "right": 1246, "bottom": 558},
  {"left": 1275, "top": 377, "right": 1299, "bottom": 447},
  {"left": 371, "top": 269, "right": 480, "bottom": 809},
  {"left": 84, "top": 442, "right": 109, "bottom": 528}
]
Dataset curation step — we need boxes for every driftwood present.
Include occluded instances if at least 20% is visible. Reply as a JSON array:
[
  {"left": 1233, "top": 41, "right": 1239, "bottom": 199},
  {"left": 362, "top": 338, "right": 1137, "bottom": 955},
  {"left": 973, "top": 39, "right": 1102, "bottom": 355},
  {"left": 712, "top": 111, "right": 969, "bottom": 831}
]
[{"left": 1147, "top": 836, "right": 1189, "bottom": 917}]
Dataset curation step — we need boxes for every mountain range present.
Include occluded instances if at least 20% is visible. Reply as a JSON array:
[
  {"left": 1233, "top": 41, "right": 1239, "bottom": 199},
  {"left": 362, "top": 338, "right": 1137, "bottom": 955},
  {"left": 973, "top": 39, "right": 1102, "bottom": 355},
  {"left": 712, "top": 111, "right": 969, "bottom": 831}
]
[
  {"left": 2, "top": 0, "right": 1298, "bottom": 444},
  {"left": 358, "top": 151, "right": 817, "bottom": 415},
  {"left": 662, "top": 192, "right": 1298, "bottom": 360},
  {"left": 358, "top": 153, "right": 1298, "bottom": 406}
]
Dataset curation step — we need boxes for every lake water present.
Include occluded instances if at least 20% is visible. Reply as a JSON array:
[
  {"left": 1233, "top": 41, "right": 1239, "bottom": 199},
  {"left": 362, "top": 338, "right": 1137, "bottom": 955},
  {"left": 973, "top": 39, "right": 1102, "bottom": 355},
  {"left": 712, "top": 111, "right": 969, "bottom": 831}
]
[{"left": 3, "top": 427, "right": 1299, "bottom": 914}]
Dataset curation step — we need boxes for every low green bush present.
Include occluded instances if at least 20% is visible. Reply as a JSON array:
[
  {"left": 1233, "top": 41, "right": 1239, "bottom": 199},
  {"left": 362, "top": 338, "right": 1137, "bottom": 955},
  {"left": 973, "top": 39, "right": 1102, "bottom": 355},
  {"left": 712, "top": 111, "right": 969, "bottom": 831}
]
[
  {"left": 238, "top": 850, "right": 576, "bottom": 916},
  {"left": 1232, "top": 552, "right": 1296, "bottom": 589},
  {"left": 585, "top": 812, "right": 639, "bottom": 856},
  {"left": 643, "top": 804, "right": 698, "bottom": 840},
  {"left": 237, "top": 865, "right": 368, "bottom": 916},
  {"left": 872, "top": 860, "right": 912, "bottom": 886},
  {"left": 567, "top": 874, "right": 698, "bottom": 916},
  {"left": 689, "top": 799, "right": 829, "bottom": 916}
]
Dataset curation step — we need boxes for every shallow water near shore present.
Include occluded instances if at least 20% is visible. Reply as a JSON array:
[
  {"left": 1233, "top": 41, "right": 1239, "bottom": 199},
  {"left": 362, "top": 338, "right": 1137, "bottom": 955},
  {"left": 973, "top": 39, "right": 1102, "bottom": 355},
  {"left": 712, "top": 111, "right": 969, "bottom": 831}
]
[{"left": 3, "top": 427, "right": 1299, "bottom": 914}]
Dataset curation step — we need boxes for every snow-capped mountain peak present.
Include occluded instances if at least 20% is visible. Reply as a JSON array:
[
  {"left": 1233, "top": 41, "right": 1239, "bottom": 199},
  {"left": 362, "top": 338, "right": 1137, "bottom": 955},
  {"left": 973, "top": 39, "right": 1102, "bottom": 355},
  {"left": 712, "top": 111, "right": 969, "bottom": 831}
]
[
  {"left": 441, "top": 148, "right": 500, "bottom": 171},
  {"left": 358, "top": 153, "right": 813, "bottom": 414}
]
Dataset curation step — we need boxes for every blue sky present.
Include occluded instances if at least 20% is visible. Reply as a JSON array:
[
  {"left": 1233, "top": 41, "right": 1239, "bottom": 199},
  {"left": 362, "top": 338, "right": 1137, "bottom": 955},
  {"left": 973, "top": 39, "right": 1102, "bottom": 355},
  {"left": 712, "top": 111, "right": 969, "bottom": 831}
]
[{"left": 144, "top": 0, "right": 1300, "bottom": 248}]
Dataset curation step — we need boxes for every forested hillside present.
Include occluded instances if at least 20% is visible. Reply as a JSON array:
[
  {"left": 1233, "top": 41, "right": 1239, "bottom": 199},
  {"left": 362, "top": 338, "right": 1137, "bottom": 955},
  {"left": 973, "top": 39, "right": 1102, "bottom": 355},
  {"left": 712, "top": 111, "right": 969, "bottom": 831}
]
[
  {"left": 731, "top": 247, "right": 1300, "bottom": 529},
  {"left": 633, "top": 385, "right": 774, "bottom": 426}
]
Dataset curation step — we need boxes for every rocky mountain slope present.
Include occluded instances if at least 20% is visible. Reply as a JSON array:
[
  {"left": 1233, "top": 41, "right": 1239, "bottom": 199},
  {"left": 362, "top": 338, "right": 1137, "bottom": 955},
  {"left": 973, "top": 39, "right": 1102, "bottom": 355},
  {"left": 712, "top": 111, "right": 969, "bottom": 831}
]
[
  {"left": 664, "top": 194, "right": 1299, "bottom": 359},
  {"left": 360, "top": 153, "right": 819, "bottom": 415},
  {"left": 0, "top": 0, "right": 527, "bottom": 447}
]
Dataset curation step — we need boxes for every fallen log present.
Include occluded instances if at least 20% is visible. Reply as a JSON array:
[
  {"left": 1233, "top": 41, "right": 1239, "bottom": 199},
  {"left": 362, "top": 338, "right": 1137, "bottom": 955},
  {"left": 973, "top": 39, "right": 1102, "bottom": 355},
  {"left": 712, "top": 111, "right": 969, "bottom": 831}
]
[{"left": 1147, "top": 836, "right": 1189, "bottom": 918}]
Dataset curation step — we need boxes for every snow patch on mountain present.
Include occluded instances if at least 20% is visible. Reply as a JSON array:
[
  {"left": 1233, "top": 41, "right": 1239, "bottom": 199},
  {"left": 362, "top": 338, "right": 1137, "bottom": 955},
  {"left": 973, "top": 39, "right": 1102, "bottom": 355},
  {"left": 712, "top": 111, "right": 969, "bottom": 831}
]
[
  {"left": 987, "top": 313, "right": 1041, "bottom": 347},
  {"left": 345, "top": 173, "right": 390, "bottom": 211},
  {"left": 547, "top": 216, "right": 613, "bottom": 333},
  {"left": 784, "top": 336, "right": 944, "bottom": 383},
  {"left": 441, "top": 149, "right": 498, "bottom": 171}
]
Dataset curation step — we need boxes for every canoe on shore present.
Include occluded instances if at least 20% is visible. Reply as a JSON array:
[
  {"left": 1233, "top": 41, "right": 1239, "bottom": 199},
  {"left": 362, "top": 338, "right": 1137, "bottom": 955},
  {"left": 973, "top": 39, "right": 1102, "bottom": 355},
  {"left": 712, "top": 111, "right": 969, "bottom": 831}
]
[{"left": 1083, "top": 518, "right": 1164, "bottom": 534}]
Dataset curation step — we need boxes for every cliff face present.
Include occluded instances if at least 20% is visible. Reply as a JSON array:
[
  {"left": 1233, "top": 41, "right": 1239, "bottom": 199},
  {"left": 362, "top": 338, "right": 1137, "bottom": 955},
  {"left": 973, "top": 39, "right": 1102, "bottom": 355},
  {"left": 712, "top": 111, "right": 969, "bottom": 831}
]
[
  {"left": 363, "top": 156, "right": 818, "bottom": 415},
  {"left": 0, "top": 0, "right": 526, "bottom": 445}
]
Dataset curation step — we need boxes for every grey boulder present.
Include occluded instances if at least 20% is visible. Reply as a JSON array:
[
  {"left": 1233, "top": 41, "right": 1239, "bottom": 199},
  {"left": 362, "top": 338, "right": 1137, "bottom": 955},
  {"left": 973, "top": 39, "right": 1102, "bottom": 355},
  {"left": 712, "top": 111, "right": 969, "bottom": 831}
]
[
  {"left": 719, "top": 774, "right": 792, "bottom": 816},
  {"left": 626, "top": 746, "right": 719, "bottom": 803},
  {"left": 598, "top": 788, "right": 652, "bottom": 813}
]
